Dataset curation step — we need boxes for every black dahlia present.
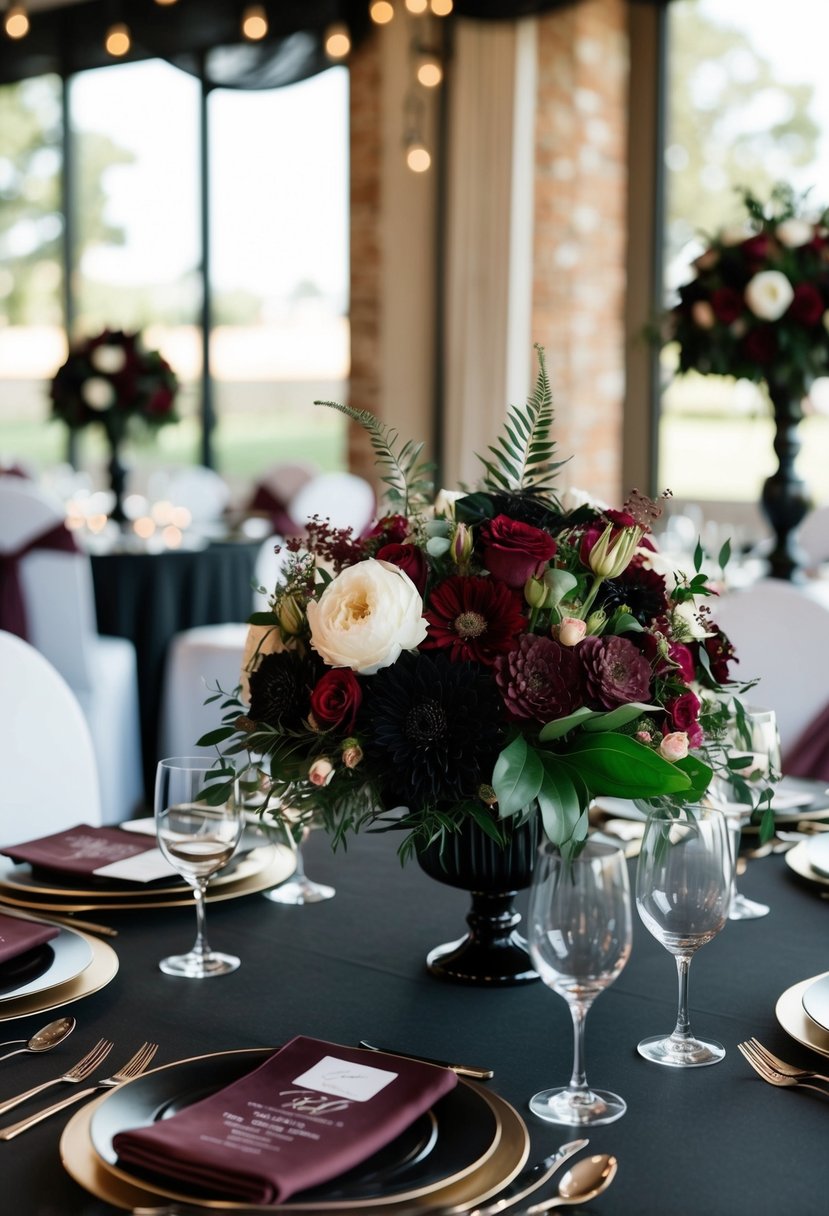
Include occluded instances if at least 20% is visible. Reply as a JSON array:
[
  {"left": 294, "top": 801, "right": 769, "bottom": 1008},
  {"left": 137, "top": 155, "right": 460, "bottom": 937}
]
[{"left": 248, "top": 651, "right": 319, "bottom": 731}]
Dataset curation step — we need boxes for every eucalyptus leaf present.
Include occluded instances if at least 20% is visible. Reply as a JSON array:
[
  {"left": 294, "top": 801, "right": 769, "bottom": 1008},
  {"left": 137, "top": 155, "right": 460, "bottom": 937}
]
[
  {"left": 542, "top": 569, "right": 578, "bottom": 608},
  {"left": 426, "top": 536, "right": 452, "bottom": 557}
]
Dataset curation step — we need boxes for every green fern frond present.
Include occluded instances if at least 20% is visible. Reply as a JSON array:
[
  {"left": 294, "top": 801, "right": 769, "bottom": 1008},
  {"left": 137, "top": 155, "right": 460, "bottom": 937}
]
[
  {"left": 478, "top": 345, "right": 565, "bottom": 502},
  {"left": 314, "top": 400, "right": 434, "bottom": 515}
]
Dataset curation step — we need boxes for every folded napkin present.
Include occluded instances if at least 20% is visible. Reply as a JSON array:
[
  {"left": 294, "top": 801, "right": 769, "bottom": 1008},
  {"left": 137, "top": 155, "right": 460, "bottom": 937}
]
[
  {"left": 1, "top": 825, "right": 154, "bottom": 877},
  {"left": 113, "top": 1035, "right": 458, "bottom": 1204},
  {"left": 0, "top": 912, "right": 59, "bottom": 967}
]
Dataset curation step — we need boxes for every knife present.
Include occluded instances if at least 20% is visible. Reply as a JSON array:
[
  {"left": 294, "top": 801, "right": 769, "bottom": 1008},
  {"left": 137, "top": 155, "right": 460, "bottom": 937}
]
[{"left": 358, "top": 1039, "right": 494, "bottom": 1080}]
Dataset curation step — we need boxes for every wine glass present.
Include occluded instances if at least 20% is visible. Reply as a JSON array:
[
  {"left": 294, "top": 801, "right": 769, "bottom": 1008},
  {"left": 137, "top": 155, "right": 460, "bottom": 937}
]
[
  {"left": 636, "top": 804, "right": 732, "bottom": 1066},
  {"left": 262, "top": 809, "right": 335, "bottom": 906},
  {"left": 708, "top": 706, "right": 781, "bottom": 921},
  {"left": 527, "top": 840, "right": 632, "bottom": 1126},
  {"left": 154, "top": 757, "right": 243, "bottom": 977}
]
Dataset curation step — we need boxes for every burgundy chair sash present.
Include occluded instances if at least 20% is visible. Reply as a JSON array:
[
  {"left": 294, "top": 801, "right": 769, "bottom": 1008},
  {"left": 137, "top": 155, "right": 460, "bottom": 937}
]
[
  {"left": 248, "top": 483, "right": 298, "bottom": 537},
  {"left": 783, "top": 701, "right": 829, "bottom": 783},
  {"left": 0, "top": 521, "right": 78, "bottom": 641}
]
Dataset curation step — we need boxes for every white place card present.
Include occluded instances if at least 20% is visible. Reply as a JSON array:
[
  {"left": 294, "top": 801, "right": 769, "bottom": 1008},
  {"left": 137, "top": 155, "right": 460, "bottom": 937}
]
[
  {"left": 94, "top": 847, "right": 178, "bottom": 883},
  {"left": 292, "top": 1055, "right": 398, "bottom": 1102}
]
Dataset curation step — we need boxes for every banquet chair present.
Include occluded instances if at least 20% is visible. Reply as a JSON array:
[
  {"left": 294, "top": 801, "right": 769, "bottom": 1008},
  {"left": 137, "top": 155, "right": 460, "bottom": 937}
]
[
  {"left": 797, "top": 505, "right": 829, "bottom": 568},
  {"left": 713, "top": 579, "right": 829, "bottom": 764},
  {"left": 247, "top": 460, "right": 319, "bottom": 536},
  {"left": 166, "top": 465, "right": 232, "bottom": 526},
  {"left": 0, "top": 630, "right": 102, "bottom": 846},
  {"left": 288, "top": 471, "right": 376, "bottom": 535},
  {"left": 0, "top": 480, "right": 142, "bottom": 824}
]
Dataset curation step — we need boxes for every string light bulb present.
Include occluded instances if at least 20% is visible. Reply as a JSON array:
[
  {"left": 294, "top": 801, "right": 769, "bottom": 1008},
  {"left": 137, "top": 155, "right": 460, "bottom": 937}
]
[
  {"left": 416, "top": 51, "right": 442, "bottom": 88},
  {"left": 405, "top": 0, "right": 427, "bottom": 12},
  {"left": 241, "top": 5, "right": 268, "bottom": 40},
  {"left": 4, "top": 4, "right": 29, "bottom": 38},
  {"left": 154, "top": 0, "right": 179, "bottom": 5},
  {"left": 406, "top": 142, "right": 431, "bottom": 173},
  {"left": 324, "top": 22, "right": 351, "bottom": 59},
  {"left": 104, "top": 22, "right": 131, "bottom": 56},
  {"left": 369, "top": 1, "right": 394, "bottom": 24},
  {"left": 430, "top": 0, "right": 453, "bottom": 14}
]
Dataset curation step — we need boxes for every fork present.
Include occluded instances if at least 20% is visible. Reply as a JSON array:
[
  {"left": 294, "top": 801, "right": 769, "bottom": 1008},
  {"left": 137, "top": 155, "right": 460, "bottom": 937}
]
[
  {"left": 0, "top": 1037, "right": 113, "bottom": 1117},
  {"left": 746, "top": 1037, "right": 829, "bottom": 1084},
  {"left": 737, "top": 1042, "right": 829, "bottom": 1096},
  {"left": 0, "top": 1042, "right": 158, "bottom": 1140}
]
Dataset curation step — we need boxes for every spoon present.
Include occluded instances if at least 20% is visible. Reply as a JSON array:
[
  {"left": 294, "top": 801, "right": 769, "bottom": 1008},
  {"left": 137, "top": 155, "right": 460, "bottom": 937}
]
[
  {"left": 0, "top": 1016, "right": 76, "bottom": 1063},
  {"left": 523, "top": 1154, "right": 618, "bottom": 1213}
]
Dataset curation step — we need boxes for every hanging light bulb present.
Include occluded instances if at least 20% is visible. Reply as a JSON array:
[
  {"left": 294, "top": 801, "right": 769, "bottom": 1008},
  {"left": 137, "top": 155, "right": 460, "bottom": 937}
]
[
  {"left": 4, "top": 4, "right": 30, "bottom": 38},
  {"left": 430, "top": 0, "right": 453, "bottom": 14},
  {"left": 369, "top": 1, "right": 394, "bottom": 25},
  {"left": 325, "top": 23, "right": 351, "bottom": 59},
  {"left": 241, "top": 5, "right": 268, "bottom": 40},
  {"left": 405, "top": 0, "right": 427, "bottom": 12},
  {"left": 104, "top": 22, "right": 131, "bottom": 56},
  {"left": 416, "top": 50, "right": 442, "bottom": 88},
  {"left": 154, "top": 0, "right": 179, "bottom": 6},
  {"left": 406, "top": 141, "right": 431, "bottom": 173}
]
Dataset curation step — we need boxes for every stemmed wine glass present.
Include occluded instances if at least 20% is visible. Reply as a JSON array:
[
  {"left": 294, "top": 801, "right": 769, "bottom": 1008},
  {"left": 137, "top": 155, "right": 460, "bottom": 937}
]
[
  {"left": 262, "top": 810, "right": 335, "bottom": 906},
  {"left": 636, "top": 804, "right": 732, "bottom": 1066},
  {"left": 154, "top": 757, "right": 243, "bottom": 977},
  {"left": 707, "top": 706, "right": 780, "bottom": 920},
  {"left": 527, "top": 840, "right": 632, "bottom": 1126}
]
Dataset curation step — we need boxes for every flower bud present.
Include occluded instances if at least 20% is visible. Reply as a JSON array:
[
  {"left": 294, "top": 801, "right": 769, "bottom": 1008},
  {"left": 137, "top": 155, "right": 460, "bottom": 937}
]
[
  {"left": 478, "top": 784, "right": 498, "bottom": 807},
  {"left": 587, "top": 523, "right": 646, "bottom": 580},
  {"left": 635, "top": 730, "right": 653, "bottom": 745},
  {"left": 341, "top": 740, "right": 364, "bottom": 769},
  {"left": 584, "top": 608, "right": 606, "bottom": 636},
  {"left": 524, "top": 574, "right": 548, "bottom": 610},
  {"left": 659, "top": 732, "right": 689, "bottom": 762},
  {"left": 308, "top": 757, "right": 335, "bottom": 787},
  {"left": 451, "top": 522, "right": 474, "bottom": 566},
  {"left": 557, "top": 616, "right": 587, "bottom": 646},
  {"left": 277, "top": 593, "right": 304, "bottom": 637}
]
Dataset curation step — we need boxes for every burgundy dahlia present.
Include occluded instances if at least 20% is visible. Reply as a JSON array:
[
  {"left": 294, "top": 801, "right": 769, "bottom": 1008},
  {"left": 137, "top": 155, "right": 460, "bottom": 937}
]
[
  {"left": 423, "top": 575, "right": 525, "bottom": 665},
  {"left": 580, "top": 635, "right": 651, "bottom": 710},
  {"left": 494, "top": 635, "right": 583, "bottom": 722}
]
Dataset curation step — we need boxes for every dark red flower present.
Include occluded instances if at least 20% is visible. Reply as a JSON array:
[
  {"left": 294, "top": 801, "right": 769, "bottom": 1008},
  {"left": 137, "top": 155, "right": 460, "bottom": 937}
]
[
  {"left": 668, "top": 642, "right": 695, "bottom": 683},
  {"left": 711, "top": 286, "right": 744, "bottom": 324},
  {"left": 703, "top": 627, "right": 737, "bottom": 684},
  {"left": 310, "top": 668, "right": 363, "bottom": 734},
  {"left": 376, "top": 543, "right": 428, "bottom": 595},
  {"left": 788, "top": 283, "right": 825, "bottom": 327},
  {"left": 740, "top": 326, "right": 778, "bottom": 365},
  {"left": 495, "top": 635, "right": 583, "bottom": 722},
  {"left": 666, "top": 690, "right": 703, "bottom": 749},
  {"left": 364, "top": 514, "right": 410, "bottom": 545},
  {"left": 740, "top": 233, "right": 771, "bottom": 265},
  {"left": 423, "top": 575, "right": 525, "bottom": 665},
  {"left": 580, "top": 636, "right": 652, "bottom": 709},
  {"left": 479, "top": 514, "right": 557, "bottom": 588}
]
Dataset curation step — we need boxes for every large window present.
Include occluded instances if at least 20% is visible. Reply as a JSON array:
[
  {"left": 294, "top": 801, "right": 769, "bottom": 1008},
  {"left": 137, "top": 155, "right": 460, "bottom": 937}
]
[
  {"left": 660, "top": 0, "right": 829, "bottom": 504},
  {"left": 0, "top": 59, "right": 348, "bottom": 495}
]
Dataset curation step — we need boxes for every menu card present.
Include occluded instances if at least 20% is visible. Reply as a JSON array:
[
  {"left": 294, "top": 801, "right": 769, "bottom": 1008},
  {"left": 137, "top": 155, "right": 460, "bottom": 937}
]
[
  {"left": 0, "top": 912, "right": 59, "bottom": 967},
  {"left": 1, "top": 825, "right": 155, "bottom": 877},
  {"left": 113, "top": 1035, "right": 458, "bottom": 1203}
]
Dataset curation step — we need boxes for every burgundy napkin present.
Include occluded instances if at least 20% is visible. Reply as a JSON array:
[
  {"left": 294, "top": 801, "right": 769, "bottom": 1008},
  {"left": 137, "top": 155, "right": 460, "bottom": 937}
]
[
  {"left": 1, "top": 825, "right": 153, "bottom": 876},
  {"left": 112, "top": 1035, "right": 458, "bottom": 1204},
  {"left": 0, "top": 912, "right": 59, "bottom": 967}
]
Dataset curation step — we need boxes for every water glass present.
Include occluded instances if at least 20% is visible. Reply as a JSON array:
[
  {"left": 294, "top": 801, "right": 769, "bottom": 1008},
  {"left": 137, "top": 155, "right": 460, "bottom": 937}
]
[{"left": 528, "top": 840, "right": 632, "bottom": 1126}]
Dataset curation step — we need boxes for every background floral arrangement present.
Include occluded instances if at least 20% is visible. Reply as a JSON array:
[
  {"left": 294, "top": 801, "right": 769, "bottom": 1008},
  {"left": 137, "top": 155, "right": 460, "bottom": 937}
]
[
  {"left": 50, "top": 328, "right": 179, "bottom": 442},
  {"left": 204, "top": 348, "right": 751, "bottom": 859},
  {"left": 665, "top": 183, "right": 829, "bottom": 401}
]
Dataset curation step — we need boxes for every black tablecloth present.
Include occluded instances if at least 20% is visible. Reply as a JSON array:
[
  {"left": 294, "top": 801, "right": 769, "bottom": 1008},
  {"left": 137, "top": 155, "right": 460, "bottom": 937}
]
[
  {"left": 91, "top": 540, "right": 260, "bottom": 803},
  {"left": 3, "top": 829, "right": 829, "bottom": 1215}
]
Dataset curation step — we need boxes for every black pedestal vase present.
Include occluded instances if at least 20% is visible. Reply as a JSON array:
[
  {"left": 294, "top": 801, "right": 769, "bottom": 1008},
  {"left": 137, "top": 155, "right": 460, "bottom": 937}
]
[
  {"left": 760, "top": 381, "right": 812, "bottom": 581},
  {"left": 107, "top": 439, "right": 128, "bottom": 524},
  {"left": 416, "top": 815, "right": 541, "bottom": 986}
]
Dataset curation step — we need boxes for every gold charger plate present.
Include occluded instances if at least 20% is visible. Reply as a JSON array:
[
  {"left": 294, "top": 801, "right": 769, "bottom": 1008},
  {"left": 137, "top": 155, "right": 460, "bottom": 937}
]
[
  {"left": 775, "top": 972, "right": 829, "bottom": 1059},
  {"left": 0, "top": 931, "right": 118, "bottom": 1023},
  {"left": 60, "top": 1054, "right": 529, "bottom": 1213},
  {"left": 782, "top": 840, "right": 829, "bottom": 887},
  {"left": 0, "top": 846, "right": 295, "bottom": 913}
]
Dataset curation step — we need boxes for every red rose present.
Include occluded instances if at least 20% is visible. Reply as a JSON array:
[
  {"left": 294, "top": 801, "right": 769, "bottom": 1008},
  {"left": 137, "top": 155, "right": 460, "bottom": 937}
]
[
  {"left": 667, "top": 690, "right": 703, "bottom": 748},
  {"left": 703, "top": 628, "right": 736, "bottom": 684},
  {"left": 310, "top": 669, "right": 363, "bottom": 733},
  {"left": 364, "top": 514, "right": 410, "bottom": 545},
  {"left": 711, "top": 287, "right": 744, "bottom": 324},
  {"left": 479, "top": 515, "right": 557, "bottom": 588},
  {"left": 376, "top": 542, "right": 428, "bottom": 595},
  {"left": 788, "top": 283, "right": 825, "bottom": 327},
  {"left": 740, "top": 233, "right": 771, "bottom": 265},
  {"left": 668, "top": 642, "right": 695, "bottom": 684},
  {"left": 741, "top": 326, "right": 778, "bottom": 365},
  {"left": 146, "top": 386, "right": 174, "bottom": 416}
]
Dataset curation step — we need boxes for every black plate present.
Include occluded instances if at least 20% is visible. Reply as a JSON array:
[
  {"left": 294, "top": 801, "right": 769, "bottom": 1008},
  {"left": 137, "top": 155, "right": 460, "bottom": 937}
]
[
  {"left": 0, "top": 945, "right": 52, "bottom": 994},
  {"left": 0, "top": 926, "right": 93, "bottom": 1003},
  {"left": 90, "top": 1050, "right": 497, "bottom": 1206}
]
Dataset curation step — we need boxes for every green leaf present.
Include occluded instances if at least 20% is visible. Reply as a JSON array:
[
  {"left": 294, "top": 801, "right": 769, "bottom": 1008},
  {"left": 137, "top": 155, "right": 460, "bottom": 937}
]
[
  {"left": 610, "top": 612, "right": 644, "bottom": 635},
  {"left": 718, "top": 538, "right": 732, "bottom": 570},
  {"left": 694, "top": 539, "right": 704, "bottom": 572},
  {"left": 492, "top": 736, "right": 545, "bottom": 815},
  {"left": 536, "top": 756, "right": 586, "bottom": 847},
  {"left": 426, "top": 536, "right": 451, "bottom": 557},
  {"left": 543, "top": 569, "right": 578, "bottom": 608},
  {"left": 477, "top": 346, "right": 563, "bottom": 503},
  {"left": 539, "top": 706, "right": 595, "bottom": 741},
  {"left": 672, "top": 753, "right": 713, "bottom": 798},
  {"left": 453, "top": 493, "right": 495, "bottom": 524},
  {"left": 582, "top": 702, "right": 661, "bottom": 732},
  {"left": 195, "top": 726, "right": 236, "bottom": 747},
  {"left": 557, "top": 733, "right": 692, "bottom": 799}
]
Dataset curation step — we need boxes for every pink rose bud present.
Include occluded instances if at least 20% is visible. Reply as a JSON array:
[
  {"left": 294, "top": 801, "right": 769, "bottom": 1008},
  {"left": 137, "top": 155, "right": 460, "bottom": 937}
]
[
  {"left": 451, "top": 522, "right": 474, "bottom": 566},
  {"left": 558, "top": 617, "right": 587, "bottom": 646},
  {"left": 308, "top": 757, "right": 335, "bottom": 786},
  {"left": 341, "top": 742, "right": 364, "bottom": 769},
  {"left": 659, "top": 732, "right": 689, "bottom": 762},
  {"left": 635, "top": 730, "right": 653, "bottom": 744}
]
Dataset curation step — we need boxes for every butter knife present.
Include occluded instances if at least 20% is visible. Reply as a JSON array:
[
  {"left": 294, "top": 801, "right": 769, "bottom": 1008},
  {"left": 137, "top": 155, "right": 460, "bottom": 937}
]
[{"left": 358, "top": 1040, "right": 494, "bottom": 1080}]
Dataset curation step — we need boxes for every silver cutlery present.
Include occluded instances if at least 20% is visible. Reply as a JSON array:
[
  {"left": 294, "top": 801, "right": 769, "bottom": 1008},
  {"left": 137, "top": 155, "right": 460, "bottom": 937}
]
[
  {"left": 520, "top": 1154, "right": 618, "bottom": 1213},
  {"left": 358, "top": 1040, "right": 494, "bottom": 1080},
  {"left": 0, "top": 902, "right": 118, "bottom": 938},
  {"left": 0, "top": 1042, "right": 158, "bottom": 1139},
  {"left": 0, "top": 1017, "right": 76, "bottom": 1063},
  {"left": 0, "top": 1036, "right": 112, "bottom": 1117}
]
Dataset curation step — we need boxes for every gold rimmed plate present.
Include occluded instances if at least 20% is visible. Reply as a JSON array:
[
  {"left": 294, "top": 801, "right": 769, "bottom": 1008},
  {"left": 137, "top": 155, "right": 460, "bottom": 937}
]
[
  {"left": 783, "top": 840, "right": 829, "bottom": 887},
  {"left": 0, "top": 847, "right": 295, "bottom": 913},
  {"left": 775, "top": 972, "right": 829, "bottom": 1060},
  {"left": 62, "top": 1050, "right": 529, "bottom": 1212},
  {"left": 0, "top": 931, "right": 118, "bottom": 1023}
]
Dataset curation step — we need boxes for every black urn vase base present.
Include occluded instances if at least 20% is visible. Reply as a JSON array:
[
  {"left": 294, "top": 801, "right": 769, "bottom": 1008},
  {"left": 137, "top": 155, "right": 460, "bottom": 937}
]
[{"left": 425, "top": 891, "right": 539, "bottom": 986}]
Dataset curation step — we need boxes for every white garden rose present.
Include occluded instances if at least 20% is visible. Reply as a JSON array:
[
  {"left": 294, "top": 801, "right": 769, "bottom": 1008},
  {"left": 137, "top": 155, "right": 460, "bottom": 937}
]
[
  {"left": 306, "top": 559, "right": 428, "bottom": 674},
  {"left": 82, "top": 376, "right": 116, "bottom": 411},
  {"left": 744, "top": 270, "right": 794, "bottom": 321},
  {"left": 90, "top": 344, "right": 127, "bottom": 374},
  {"left": 776, "top": 218, "right": 814, "bottom": 248}
]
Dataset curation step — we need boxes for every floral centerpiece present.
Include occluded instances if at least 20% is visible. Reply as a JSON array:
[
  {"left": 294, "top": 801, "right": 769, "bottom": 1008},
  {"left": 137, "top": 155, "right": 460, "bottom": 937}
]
[
  {"left": 663, "top": 183, "right": 829, "bottom": 579},
  {"left": 204, "top": 349, "right": 747, "bottom": 871},
  {"left": 50, "top": 328, "right": 179, "bottom": 520}
]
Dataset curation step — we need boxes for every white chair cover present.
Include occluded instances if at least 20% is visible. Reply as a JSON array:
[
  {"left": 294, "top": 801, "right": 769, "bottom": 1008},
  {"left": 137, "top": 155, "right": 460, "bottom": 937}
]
[
  {"left": 288, "top": 471, "right": 376, "bottom": 535},
  {"left": 159, "top": 623, "right": 249, "bottom": 760},
  {"left": 0, "top": 480, "right": 143, "bottom": 823},
  {"left": 166, "top": 466, "right": 232, "bottom": 525},
  {"left": 797, "top": 505, "right": 829, "bottom": 567},
  {"left": 713, "top": 579, "right": 829, "bottom": 753},
  {"left": 0, "top": 630, "right": 102, "bottom": 846}
]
